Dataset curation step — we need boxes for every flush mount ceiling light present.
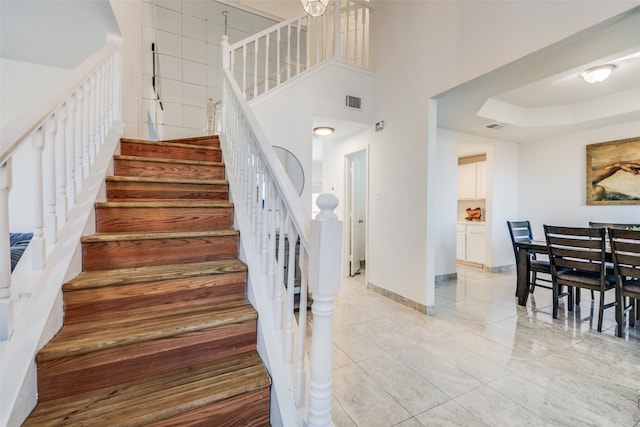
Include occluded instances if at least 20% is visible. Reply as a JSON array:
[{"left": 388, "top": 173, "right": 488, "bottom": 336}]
[
  {"left": 313, "top": 126, "right": 334, "bottom": 136},
  {"left": 580, "top": 64, "right": 616, "bottom": 84},
  {"left": 300, "top": 0, "right": 330, "bottom": 17}
]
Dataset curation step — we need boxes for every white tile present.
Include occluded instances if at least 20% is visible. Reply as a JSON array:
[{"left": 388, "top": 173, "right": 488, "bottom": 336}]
[
  {"left": 183, "top": 15, "right": 206, "bottom": 41},
  {"left": 182, "top": 0, "right": 207, "bottom": 19},
  {"left": 183, "top": 60, "right": 207, "bottom": 85},
  {"left": 182, "top": 82, "right": 207, "bottom": 107},
  {"left": 183, "top": 38, "right": 206, "bottom": 64},
  {"left": 226, "top": 8, "right": 252, "bottom": 33},
  {"left": 332, "top": 364, "right": 411, "bottom": 427},
  {"left": 207, "top": 21, "right": 226, "bottom": 45},
  {"left": 207, "top": 43, "right": 222, "bottom": 66},
  {"left": 160, "top": 101, "right": 182, "bottom": 126},
  {"left": 155, "top": 0, "right": 181, "bottom": 13},
  {"left": 157, "top": 54, "right": 182, "bottom": 81},
  {"left": 157, "top": 30, "right": 182, "bottom": 58},
  {"left": 155, "top": 5, "right": 182, "bottom": 35},
  {"left": 158, "top": 78, "right": 182, "bottom": 104},
  {"left": 182, "top": 105, "right": 206, "bottom": 130}
]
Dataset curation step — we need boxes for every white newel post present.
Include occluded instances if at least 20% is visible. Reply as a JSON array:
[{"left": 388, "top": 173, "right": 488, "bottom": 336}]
[
  {"left": 0, "top": 159, "right": 12, "bottom": 340},
  {"left": 306, "top": 193, "right": 342, "bottom": 427}
]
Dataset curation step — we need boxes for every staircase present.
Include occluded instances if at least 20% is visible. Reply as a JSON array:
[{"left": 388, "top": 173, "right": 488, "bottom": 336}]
[{"left": 22, "top": 136, "right": 271, "bottom": 426}]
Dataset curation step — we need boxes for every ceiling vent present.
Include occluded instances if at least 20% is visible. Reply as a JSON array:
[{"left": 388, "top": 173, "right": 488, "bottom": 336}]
[
  {"left": 485, "top": 122, "right": 504, "bottom": 130},
  {"left": 346, "top": 95, "right": 362, "bottom": 110}
]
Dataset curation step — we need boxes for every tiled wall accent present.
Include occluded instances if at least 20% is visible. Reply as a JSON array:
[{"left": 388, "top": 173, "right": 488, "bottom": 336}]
[{"left": 142, "top": 0, "right": 281, "bottom": 139}]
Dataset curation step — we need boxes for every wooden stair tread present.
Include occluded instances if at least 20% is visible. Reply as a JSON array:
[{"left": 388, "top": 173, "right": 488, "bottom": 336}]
[
  {"left": 121, "top": 138, "right": 221, "bottom": 152},
  {"left": 106, "top": 175, "right": 228, "bottom": 185},
  {"left": 37, "top": 299, "right": 256, "bottom": 362},
  {"left": 81, "top": 229, "right": 238, "bottom": 243},
  {"left": 24, "top": 352, "right": 270, "bottom": 426},
  {"left": 63, "top": 259, "right": 247, "bottom": 291},
  {"left": 95, "top": 200, "right": 232, "bottom": 208},
  {"left": 113, "top": 154, "right": 224, "bottom": 167},
  {"left": 159, "top": 135, "right": 220, "bottom": 145}
]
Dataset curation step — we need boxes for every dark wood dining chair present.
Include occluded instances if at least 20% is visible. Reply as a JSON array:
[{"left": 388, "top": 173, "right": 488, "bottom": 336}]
[
  {"left": 507, "top": 221, "right": 552, "bottom": 294},
  {"left": 544, "top": 225, "right": 616, "bottom": 332},
  {"left": 608, "top": 228, "right": 640, "bottom": 337}
]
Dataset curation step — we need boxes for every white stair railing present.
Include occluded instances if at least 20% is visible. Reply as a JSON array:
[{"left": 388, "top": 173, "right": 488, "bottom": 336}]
[
  {"left": 221, "top": 40, "right": 343, "bottom": 426},
  {"left": 227, "top": 0, "right": 373, "bottom": 101},
  {"left": 0, "top": 38, "right": 122, "bottom": 342}
]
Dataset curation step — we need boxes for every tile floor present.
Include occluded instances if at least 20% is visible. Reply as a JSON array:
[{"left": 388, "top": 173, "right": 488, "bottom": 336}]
[{"left": 329, "top": 265, "right": 640, "bottom": 427}]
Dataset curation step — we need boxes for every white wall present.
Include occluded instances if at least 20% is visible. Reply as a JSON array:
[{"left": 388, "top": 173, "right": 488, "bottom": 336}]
[
  {"left": 520, "top": 120, "right": 640, "bottom": 239},
  {"left": 434, "top": 129, "right": 459, "bottom": 278},
  {"left": 0, "top": 0, "right": 120, "bottom": 69},
  {"left": 369, "top": 1, "right": 638, "bottom": 308},
  {"left": 250, "top": 61, "right": 375, "bottom": 218}
]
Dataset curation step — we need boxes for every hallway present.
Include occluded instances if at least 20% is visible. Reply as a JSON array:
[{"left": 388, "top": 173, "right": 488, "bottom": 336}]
[{"left": 329, "top": 265, "right": 640, "bottom": 426}]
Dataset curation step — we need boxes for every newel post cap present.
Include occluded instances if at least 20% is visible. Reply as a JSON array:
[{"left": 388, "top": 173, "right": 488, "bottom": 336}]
[{"left": 309, "top": 193, "right": 342, "bottom": 295}]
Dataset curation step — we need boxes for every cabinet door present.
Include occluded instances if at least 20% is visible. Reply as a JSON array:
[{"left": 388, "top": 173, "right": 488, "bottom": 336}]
[
  {"left": 476, "top": 161, "right": 487, "bottom": 199},
  {"left": 466, "top": 226, "right": 486, "bottom": 264},
  {"left": 456, "top": 230, "right": 466, "bottom": 260},
  {"left": 457, "top": 163, "right": 476, "bottom": 199}
]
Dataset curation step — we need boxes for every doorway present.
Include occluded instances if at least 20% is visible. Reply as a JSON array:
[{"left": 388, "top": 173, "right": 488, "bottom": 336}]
[{"left": 346, "top": 150, "right": 367, "bottom": 276}]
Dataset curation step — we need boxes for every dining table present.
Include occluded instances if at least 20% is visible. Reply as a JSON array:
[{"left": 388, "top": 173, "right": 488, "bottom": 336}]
[
  {"left": 514, "top": 238, "right": 614, "bottom": 306},
  {"left": 514, "top": 239, "right": 549, "bottom": 306}
]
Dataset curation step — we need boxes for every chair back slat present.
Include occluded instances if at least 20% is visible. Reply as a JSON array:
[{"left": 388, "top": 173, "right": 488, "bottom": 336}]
[
  {"left": 544, "top": 225, "right": 607, "bottom": 278},
  {"left": 507, "top": 220, "right": 533, "bottom": 260},
  {"left": 609, "top": 228, "right": 640, "bottom": 281}
]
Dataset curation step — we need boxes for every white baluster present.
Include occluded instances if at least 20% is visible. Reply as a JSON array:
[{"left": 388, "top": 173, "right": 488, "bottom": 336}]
[
  {"left": 267, "top": 188, "right": 278, "bottom": 306},
  {"left": 242, "top": 45, "right": 247, "bottom": 99},
  {"left": 43, "top": 116, "right": 58, "bottom": 244},
  {"left": 295, "top": 246, "right": 309, "bottom": 406},
  {"left": 98, "top": 64, "right": 106, "bottom": 146},
  {"left": 253, "top": 39, "right": 258, "bottom": 98},
  {"left": 0, "top": 159, "right": 12, "bottom": 340},
  {"left": 275, "top": 201, "right": 286, "bottom": 329},
  {"left": 31, "top": 129, "right": 46, "bottom": 270},
  {"left": 306, "top": 193, "right": 342, "bottom": 427},
  {"left": 260, "top": 176, "right": 271, "bottom": 276},
  {"left": 287, "top": 24, "right": 292, "bottom": 81},
  {"left": 88, "top": 74, "right": 97, "bottom": 164},
  {"left": 82, "top": 84, "right": 91, "bottom": 177},
  {"left": 296, "top": 18, "right": 302, "bottom": 75},
  {"left": 362, "top": 5, "right": 368, "bottom": 68},
  {"left": 66, "top": 95, "right": 76, "bottom": 206},
  {"left": 264, "top": 34, "right": 270, "bottom": 92},
  {"left": 55, "top": 105, "right": 68, "bottom": 225},
  {"left": 334, "top": 0, "right": 341, "bottom": 61},
  {"left": 276, "top": 28, "right": 281, "bottom": 85},
  {"left": 285, "top": 225, "right": 298, "bottom": 364}
]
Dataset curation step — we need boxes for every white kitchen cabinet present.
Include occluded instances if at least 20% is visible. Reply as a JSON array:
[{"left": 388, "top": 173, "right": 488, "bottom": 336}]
[
  {"left": 456, "top": 224, "right": 466, "bottom": 260},
  {"left": 458, "top": 161, "right": 487, "bottom": 200},
  {"left": 457, "top": 222, "right": 486, "bottom": 265}
]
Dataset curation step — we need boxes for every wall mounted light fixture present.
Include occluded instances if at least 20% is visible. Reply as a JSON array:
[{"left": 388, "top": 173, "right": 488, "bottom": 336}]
[
  {"left": 580, "top": 64, "right": 616, "bottom": 84},
  {"left": 300, "top": 0, "right": 330, "bottom": 17}
]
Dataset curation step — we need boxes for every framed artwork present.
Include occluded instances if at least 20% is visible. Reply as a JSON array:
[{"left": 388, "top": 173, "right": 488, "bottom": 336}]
[{"left": 586, "top": 136, "right": 640, "bottom": 205}]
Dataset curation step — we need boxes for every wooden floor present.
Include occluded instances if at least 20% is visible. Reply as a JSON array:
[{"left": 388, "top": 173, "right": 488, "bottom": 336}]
[{"left": 23, "top": 135, "right": 271, "bottom": 426}]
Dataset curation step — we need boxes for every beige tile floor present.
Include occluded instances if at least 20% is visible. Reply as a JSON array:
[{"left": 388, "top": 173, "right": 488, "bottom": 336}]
[{"left": 329, "top": 265, "right": 640, "bottom": 427}]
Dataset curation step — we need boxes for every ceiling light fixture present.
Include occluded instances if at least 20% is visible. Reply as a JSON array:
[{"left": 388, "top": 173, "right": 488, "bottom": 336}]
[
  {"left": 300, "top": 0, "right": 330, "bottom": 17},
  {"left": 580, "top": 64, "right": 616, "bottom": 84},
  {"left": 313, "top": 126, "right": 334, "bottom": 136}
]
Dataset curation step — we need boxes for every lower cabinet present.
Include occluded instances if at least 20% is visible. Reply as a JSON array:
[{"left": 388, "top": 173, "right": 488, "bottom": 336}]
[{"left": 457, "top": 223, "right": 486, "bottom": 265}]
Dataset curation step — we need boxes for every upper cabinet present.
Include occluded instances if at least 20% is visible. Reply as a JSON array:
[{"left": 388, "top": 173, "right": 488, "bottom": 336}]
[{"left": 458, "top": 160, "right": 486, "bottom": 200}]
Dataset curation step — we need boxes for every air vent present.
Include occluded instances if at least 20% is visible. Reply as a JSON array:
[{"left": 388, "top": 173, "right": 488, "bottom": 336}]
[
  {"left": 346, "top": 95, "right": 362, "bottom": 110},
  {"left": 486, "top": 122, "right": 504, "bottom": 130}
]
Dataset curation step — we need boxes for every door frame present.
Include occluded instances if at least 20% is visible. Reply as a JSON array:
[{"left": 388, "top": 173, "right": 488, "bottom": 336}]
[{"left": 344, "top": 148, "right": 368, "bottom": 278}]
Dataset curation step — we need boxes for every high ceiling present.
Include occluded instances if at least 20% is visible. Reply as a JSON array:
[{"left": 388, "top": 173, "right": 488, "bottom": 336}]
[
  {"left": 233, "top": 2, "right": 640, "bottom": 146},
  {"left": 436, "top": 6, "right": 640, "bottom": 144}
]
